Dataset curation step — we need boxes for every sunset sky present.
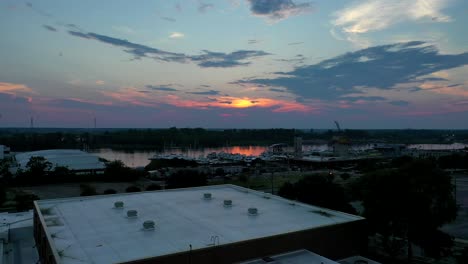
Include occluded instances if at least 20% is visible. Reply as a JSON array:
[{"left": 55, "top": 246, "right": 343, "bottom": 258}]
[{"left": 1, "top": 0, "right": 468, "bottom": 128}]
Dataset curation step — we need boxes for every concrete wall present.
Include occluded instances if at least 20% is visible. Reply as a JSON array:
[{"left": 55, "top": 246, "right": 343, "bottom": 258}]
[{"left": 33, "top": 204, "right": 59, "bottom": 264}]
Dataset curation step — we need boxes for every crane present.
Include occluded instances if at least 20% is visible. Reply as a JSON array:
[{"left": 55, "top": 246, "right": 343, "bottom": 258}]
[{"left": 334, "top": 120, "right": 341, "bottom": 132}]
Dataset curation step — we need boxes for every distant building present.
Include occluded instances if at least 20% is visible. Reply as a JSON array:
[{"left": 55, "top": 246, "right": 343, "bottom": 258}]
[
  {"left": 34, "top": 185, "right": 366, "bottom": 264},
  {"left": 294, "top": 137, "right": 303, "bottom": 158},
  {"left": 0, "top": 145, "right": 11, "bottom": 160},
  {"left": 14, "top": 149, "right": 105, "bottom": 174},
  {"left": 331, "top": 137, "right": 350, "bottom": 157},
  {"left": 373, "top": 144, "right": 406, "bottom": 157}
]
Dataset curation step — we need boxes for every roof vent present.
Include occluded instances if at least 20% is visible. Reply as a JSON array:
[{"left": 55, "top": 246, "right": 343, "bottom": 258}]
[
  {"left": 114, "top": 201, "right": 124, "bottom": 209},
  {"left": 143, "top": 220, "right": 155, "bottom": 230},
  {"left": 127, "top": 210, "right": 138, "bottom": 218},
  {"left": 248, "top": 207, "right": 258, "bottom": 215},
  {"left": 223, "top": 199, "right": 232, "bottom": 207},
  {"left": 203, "top": 193, "right": 212, "bottom": 200}
]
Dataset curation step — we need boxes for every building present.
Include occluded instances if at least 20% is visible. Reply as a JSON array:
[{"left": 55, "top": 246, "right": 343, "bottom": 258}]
[
  {"left": 240, "top": 249, "right": 339, "bottom": 264},
  {"left": 0, "top": 145, "right": 11, "bottom": 160},
  {"left": 1, "top": 211, "right": 39, "bottom": 264},
  {"left": 14, "top": 149, "right": 105, "bottom": 174},
  {"left": 373, "top": 144, "right": 406, "bottom": 157},
  {"left": 294, "top": 137, "right": 303, "bottom": 158},
  {"left": 34, "top": 184, "right": 366, "bottom": 264}
]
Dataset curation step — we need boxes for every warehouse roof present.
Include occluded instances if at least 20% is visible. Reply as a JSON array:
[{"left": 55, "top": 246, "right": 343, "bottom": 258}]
[
  {"left": 35, "top": 184, "right": 363, "bottom": 264},
  {"left": 15, "top": 149, "right": 105, "bottom": 171}
]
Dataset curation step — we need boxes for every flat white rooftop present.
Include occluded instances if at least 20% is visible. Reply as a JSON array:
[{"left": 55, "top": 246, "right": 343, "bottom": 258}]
[
  {"left": 36, "top": 184, "right": 363, "bottom": 264},
  {"left": 239, "top": 249, "right": 339, "bottom": 264}
]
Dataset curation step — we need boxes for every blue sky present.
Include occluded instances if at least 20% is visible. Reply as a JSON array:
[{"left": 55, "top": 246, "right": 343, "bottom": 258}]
[{"left": 1, "top": 0, "right": 468, "bottom": 128}]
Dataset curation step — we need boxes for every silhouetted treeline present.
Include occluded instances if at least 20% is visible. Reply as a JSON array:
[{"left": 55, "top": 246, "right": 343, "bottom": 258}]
[
  {"left": 0, "top": 128, "right": 298, "bottom": 151},
  {"left": 1, "top": 128, "right": 467, "bottom": 151}
]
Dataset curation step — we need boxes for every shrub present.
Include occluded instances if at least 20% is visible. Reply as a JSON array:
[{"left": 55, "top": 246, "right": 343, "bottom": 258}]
[{"left": 125, "top": 186, "right": 141, "bottom": 193}]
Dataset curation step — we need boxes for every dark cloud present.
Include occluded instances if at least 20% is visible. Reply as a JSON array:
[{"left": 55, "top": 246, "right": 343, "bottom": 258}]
[
  {"left": 67, "top": 31, "right": 270, "bottom": 68},
  {"left": 389, "top": 100, "right": 410, "bottom": 106},
  {"left": 242, "top": 41, "right": 468, "bottom": 100},
  {"left": 191, "top": 50, "right": 270, "bottom": 68},
  {"left": 288, "top": 42, "right": 304, "bottom": 45},
  {"left": 161, "top": 17, "right": 176, "bottom": 22},
  {"left": 43, "top": 25, "right": 57, "bottom": 32},
  {"left": 269, "top": 88, "right": 287, "bottom": 93},
  {"left": 188, "top": 90, "right": 220, "bottom": 95},
  {"left": 276, "top": 54, "right": 305, "bottom": 64},
  {"left": 68, "top": 31, "right": 187, "bottom": 62},
  {"left": 344, "top": 96, "right": 386, "bottom": 102},
  {"left": 201, "top": 84, "right": 211, "bottom": 87},
  {"left": 145, "top": 85, "right": 178, "bottom": 92},
  {"left": 247, "top": 0, "right": 312, "bottom": 21},
  {"left": 198, "top": 2, "right": 214, "bottom": 13},
  {"left": 25, "top": 2, "right": 51, "bottom": 17}
]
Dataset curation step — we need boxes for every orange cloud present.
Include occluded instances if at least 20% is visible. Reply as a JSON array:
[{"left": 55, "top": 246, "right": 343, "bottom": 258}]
[
  {"left": 0, "top": 82, "right": 35, "bottom": 95},
  {"left": 101, "top": 87, "right": 157, "bottom": 107},
  {"left": 419, "top": 82, "right": 468, "bottom": 97},
  {"left": 166, "top": 95, "right": 316, "bottom": 112},
  {"left": 101, "top": 87, "right": 317, "bottom": 113},
  {"left": 67, "top": 97, "right": 114, "bottom": 106}
]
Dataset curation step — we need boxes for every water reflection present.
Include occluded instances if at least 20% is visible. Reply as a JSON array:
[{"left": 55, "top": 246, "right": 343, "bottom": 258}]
[{"left": 90, "top": 146, "right": 268, "bottom": 167}]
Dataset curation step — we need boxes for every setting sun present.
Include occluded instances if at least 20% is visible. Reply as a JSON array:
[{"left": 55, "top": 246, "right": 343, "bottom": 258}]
[{"left": 231, "top": 99, "right": 256, "bottom": 108}]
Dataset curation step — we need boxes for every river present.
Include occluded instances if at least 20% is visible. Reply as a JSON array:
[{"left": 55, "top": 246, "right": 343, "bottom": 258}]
[{"left": 90, "top": 143, "right": 467, "bottom": 168}]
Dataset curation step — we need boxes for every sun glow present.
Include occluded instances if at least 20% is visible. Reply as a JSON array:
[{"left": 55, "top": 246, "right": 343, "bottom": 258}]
[{"left": 231, "top": 99, "right": 256, "bottom": 108}]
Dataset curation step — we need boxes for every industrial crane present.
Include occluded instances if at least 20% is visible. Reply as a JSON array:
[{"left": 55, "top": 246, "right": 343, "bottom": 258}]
[{"left": 334, "top": 120, "right": 341, "bottom": 132}]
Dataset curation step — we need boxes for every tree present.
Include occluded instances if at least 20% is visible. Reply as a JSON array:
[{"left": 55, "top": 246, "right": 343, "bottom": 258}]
[
  {"left": 340, "top": 172, "right": 350, "bottom": 180},
  {"left": 104, "top": 160, "right": 136, "bottom": 181},
  {"left": 51, "top": 166, "right": 73, "bottom": 178},
  {"left": 356, "top": 159, "right": 457, "bottom": 259},
  {"left": 0, "top": 185, "right": 6, "bottom": 206},
  {"left": 166, "top": 169, "right": 207, "bottom": 189},
  {"left": 278, "top": 182, "right": 295, "bottom": 200},
  {"left": 145, "top": 184, "right": 161, "bottom": 191},
  {"left": 80, "top": 184, "right": 97, "bottom": 196},
  {"left": 15, "top": 192, "right": 40, "bottom": 211},
  {"left": 0, "top": 159, "right": 13, "bottom": 180},
  {"left": 103, "top": 189, "right": 117, "bottom": 194},
  {"left": 278, "top": 174, "right": 355, "bottom": 214},
  {"left": 26, "top": 156, "right": 52, "bottom": 178},
  {"left": 125, "top": 185, "right": 141, "bottom": 193}
]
